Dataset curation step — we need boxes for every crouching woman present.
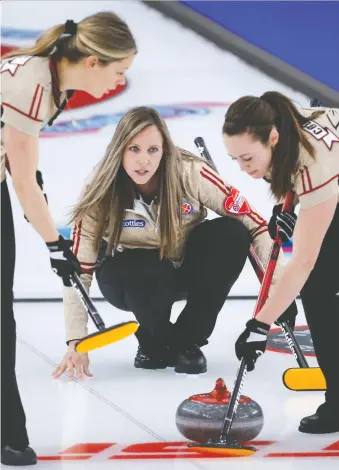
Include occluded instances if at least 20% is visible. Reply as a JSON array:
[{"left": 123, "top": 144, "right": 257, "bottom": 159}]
[{"left": 54, "top": 106, "right": 295, "bottom": 379}]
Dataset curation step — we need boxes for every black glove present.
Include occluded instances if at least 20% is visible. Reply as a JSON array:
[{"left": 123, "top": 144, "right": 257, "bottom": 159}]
[
  {"left": 275, "top": 301, "right": 298, "bottom": 330},
  {"left": 268, "top": 203, "right": 297, "bottom": 243},
  {"left": 25, "top": 170, "right": 48, "bottom": 222},
  {"left": 235, "top": 318, "right": 270, "bottom": 372},
  {"left": 46, "top": 235, "right": 81, "bottom": 287}
]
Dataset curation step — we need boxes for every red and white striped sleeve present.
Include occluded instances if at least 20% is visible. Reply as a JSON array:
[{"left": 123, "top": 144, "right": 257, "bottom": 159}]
[
  {"left": 63, "top": 212, "right": 99, "bottom": 343},
  {"left": 294, "top": 158, "right": 339, "bottom": 209},
  {"left": 71, "top": 218, "right": 98, "bottom": 275},
  {"left": 1, "top": 56, "right": 49, "bottom": 136},
  {"left": 189, "top": 159, "right": 285, "bottom": 275}
]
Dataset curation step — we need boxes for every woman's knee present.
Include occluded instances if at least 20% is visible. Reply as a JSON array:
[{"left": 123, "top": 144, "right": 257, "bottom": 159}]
[
  {"left": 190, "top": 217, "right": 250, "bottom": 254},
  {"left": 220, "top": 216, "right": 251, "bottom": 245}
]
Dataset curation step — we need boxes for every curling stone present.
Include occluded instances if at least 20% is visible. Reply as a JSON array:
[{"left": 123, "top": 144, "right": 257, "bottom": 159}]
[{"left": 175, "top": 378, "right": 264, "bottom": 443}]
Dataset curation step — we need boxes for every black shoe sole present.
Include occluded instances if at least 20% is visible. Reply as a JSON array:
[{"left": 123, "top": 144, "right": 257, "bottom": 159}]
[
  {"left": 174, "top": 364, "right": 207, "bottom": 374},
  {"left": 134, "top": 362, "right": 167, "bottom": 370},
  {"left": 1, "top": 454, "right": 37, "bottom": 466},
  {"left": 1, "top": 459, "right": 37, "bottom": 466},
  {"left": 298, "top": 424, "right": 339, "bottom": 434}
]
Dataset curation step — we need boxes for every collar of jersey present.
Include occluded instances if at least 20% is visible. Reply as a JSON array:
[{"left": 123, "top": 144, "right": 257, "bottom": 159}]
[
  {"left": 48, "top": 57, "right": 62, "bottom": 108},
  {"left": 47, "top": 58, "right": 74, "bottom": 127},
  {"left": 133, "top": 194, "right": 158, "bottom": 224}
]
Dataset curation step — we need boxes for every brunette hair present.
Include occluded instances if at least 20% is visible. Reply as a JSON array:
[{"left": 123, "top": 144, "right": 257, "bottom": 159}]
[{"left": 223, "top": 91, "right": 322, "bottom": 199}]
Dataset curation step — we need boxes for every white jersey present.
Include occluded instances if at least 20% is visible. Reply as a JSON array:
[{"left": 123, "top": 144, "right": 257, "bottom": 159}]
[
  {"left": 294, "top": 108, "right": 339, "bottom": 208},
  {"left": 1, "top": 55, "right": 65, "bottom": 181}
]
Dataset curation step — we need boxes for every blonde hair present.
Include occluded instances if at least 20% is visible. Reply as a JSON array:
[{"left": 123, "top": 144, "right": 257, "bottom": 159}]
[
  {"left": 1, "top": 11, "right": 136, "bottom": 64},
  {"left": 70, "top": 107, "right": 204, "bottom": 260}
]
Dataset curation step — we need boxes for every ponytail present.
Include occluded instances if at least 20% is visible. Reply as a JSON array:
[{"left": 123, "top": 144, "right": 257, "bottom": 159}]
[
  {"left": 223, "top": 91, "right": 321, "bottom": 200},
  {"left": 261, "top": 91, "right": 317, "bottom": 199},
  {"left": 1, "top": 12, "right": 136, "bottom": 65},
  {"left": 2, "top": 24, "right": 66, "bottom": 60}
]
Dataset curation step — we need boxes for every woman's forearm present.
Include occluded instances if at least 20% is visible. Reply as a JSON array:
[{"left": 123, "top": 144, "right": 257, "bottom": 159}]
[
  {"left": 256, "top": 256, "right": 312, "bottom": 325},
  {"left": 12, "top": 178, "right": 59, "bottom": 243}
]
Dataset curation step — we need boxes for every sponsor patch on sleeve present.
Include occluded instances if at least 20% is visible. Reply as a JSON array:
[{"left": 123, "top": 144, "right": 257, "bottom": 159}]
[{"left": 224, "top": 188, "right": 250, "bottom": 215}]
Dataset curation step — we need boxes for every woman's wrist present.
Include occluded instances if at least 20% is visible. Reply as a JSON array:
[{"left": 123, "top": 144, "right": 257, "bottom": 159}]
[
  {"left": 255, "top": 309, "right": 273, "bottom": 327},
  {"left": 67, "top": 340, "right": 79, "bottom": 350}
]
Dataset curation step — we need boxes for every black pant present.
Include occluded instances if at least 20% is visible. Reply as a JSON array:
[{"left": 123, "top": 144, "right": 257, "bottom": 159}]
[
  {"left": 96, "top": 217, "right": 250, "bottom": 351},
  {"left": 300, "top": 204, "right": 339, "bottom": 409},
  {"left": 1, "top": 181, "right": 30, "bottom": 450}
]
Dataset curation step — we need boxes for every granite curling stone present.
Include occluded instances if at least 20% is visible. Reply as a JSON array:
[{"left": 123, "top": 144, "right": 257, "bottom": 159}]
[{"left": 175, "top": 378, "right": 264, "bottom": 443}]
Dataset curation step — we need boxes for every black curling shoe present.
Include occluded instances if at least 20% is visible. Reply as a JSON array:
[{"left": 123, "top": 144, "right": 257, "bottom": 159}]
[
  {"left": 1, "top": 445, "right": 37, "bottom": 466},
  {"left": 174, "top": 344, "right": 207, "bottom": 374},
  {"left": 299, "top": 403, "right": 339, "bottom": 434},
  {"left": 134, "top": 346, "right": 167, "bottom": 369}
]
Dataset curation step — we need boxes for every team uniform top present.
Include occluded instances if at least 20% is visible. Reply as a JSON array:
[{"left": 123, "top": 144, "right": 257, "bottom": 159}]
[
  {"left": 63, "top": 154, "right": 286, "bottom": 343},
  {"left": 291, "top": 108, "right": 339, "bottom": 208},
  {"left": 0, "top": 55, "right": 64, "bottom": 182}
]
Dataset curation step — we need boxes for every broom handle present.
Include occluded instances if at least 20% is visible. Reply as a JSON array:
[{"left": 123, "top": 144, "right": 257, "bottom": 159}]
[{"left": 70, "top": 273, "right": 106, "bottom": 331}]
